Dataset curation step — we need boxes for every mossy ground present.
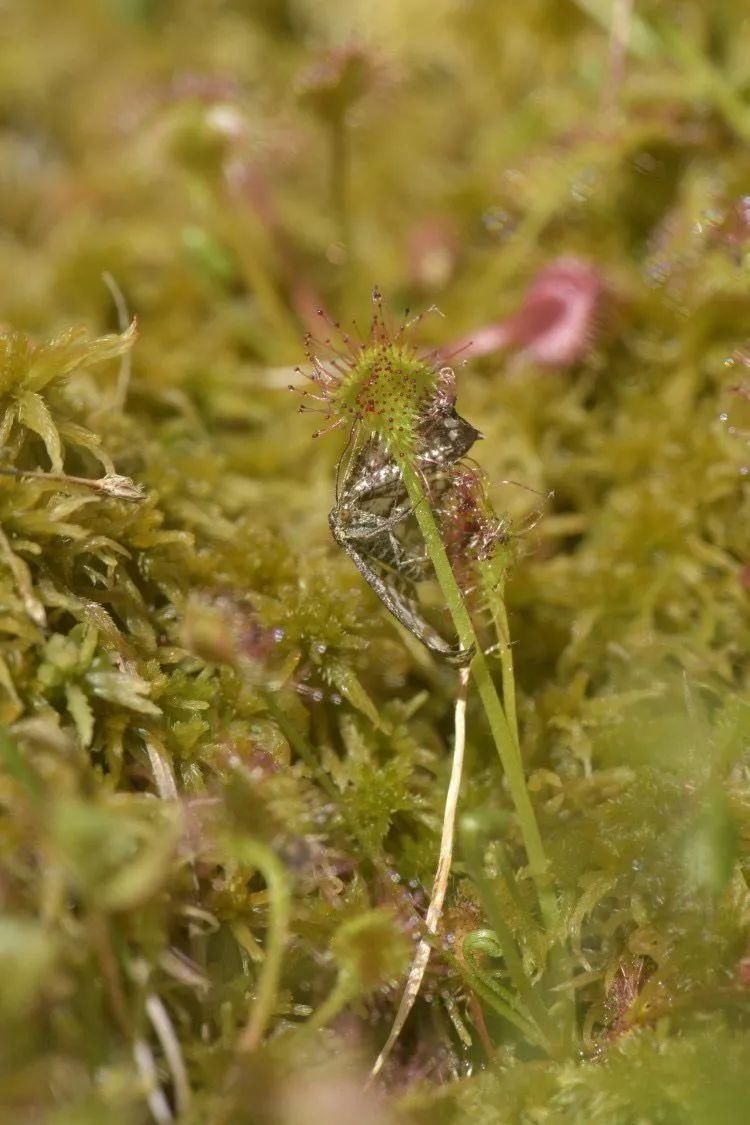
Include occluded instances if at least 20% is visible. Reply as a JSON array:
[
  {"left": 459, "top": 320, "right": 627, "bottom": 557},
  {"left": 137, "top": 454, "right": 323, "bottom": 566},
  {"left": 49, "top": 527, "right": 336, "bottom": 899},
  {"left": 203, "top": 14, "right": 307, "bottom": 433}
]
[{"left": 2, "top": 2, "right": 750, "bottom": 1122}]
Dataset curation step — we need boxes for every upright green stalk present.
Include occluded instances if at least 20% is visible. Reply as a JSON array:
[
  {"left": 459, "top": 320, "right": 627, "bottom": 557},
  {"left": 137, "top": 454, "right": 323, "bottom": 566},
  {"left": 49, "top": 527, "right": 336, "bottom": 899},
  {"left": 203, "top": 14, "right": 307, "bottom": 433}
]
[
  {"left": 396, "top": 454, "right": 557, "bottom": 931},
  {"left": 211, "top": 840, "right": 291, "bottom": 1125},
  {"left": 481, "top": 561, "right": 520, "bottom": 748},
  {"left": 230, "top": 838, "right": 291, "bottom": 1053}
]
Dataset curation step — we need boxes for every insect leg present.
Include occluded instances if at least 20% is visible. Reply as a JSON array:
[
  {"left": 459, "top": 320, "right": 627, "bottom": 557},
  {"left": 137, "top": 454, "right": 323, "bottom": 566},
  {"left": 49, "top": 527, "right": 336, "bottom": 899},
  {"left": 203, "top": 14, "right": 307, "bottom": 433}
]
[{"left": 329, "top": 514, "right": 474, "bottom": 665}]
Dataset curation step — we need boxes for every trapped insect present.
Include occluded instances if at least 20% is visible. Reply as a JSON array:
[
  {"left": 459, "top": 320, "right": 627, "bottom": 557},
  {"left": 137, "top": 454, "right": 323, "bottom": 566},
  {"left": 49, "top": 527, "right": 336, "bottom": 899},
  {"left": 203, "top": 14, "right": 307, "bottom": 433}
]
[{"left": 328, "top": 393, "right": 482, "bottom": 664}]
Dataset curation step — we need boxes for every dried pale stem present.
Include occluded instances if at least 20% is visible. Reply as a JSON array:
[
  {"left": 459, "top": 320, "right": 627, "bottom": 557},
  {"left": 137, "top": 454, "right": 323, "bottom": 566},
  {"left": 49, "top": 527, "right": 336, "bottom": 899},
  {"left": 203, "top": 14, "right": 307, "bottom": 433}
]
[
  {"left": 145, "top": 993, "right": 192, "bottom": 1116},
  {"left": 0, "top": 465, "right": 144, "bottom": 500},
  {"left": 133, "top": 1037, "right": 174, "bottom": 1124},
  {"left": 369, "top": 665, "right": 470, "bottom": 1081},
  {"left": 102, "top": 271, "right": 133, "bottom": 411}
]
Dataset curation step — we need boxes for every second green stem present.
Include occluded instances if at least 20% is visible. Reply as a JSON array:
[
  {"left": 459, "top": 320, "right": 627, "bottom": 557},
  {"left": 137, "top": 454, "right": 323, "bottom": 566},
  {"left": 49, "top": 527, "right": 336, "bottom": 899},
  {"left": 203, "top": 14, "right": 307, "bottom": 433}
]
[{"left": 397, "top": 454, "right": 557, "bottom": 932}]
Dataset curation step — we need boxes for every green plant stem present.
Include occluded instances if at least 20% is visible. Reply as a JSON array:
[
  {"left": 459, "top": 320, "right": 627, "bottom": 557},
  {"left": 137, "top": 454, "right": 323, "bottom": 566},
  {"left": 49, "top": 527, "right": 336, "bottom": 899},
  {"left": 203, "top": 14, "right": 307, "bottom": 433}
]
[
  {"left": 305, "top": 972, "right": 357, "bottom": 1031},
  {"left": 396, "top": 454, "right": 555, "bottom": 929},
  {"left": 480, "top": 544, "right": 577, "bottom": 1056},
  {"left": 230, "top": 838, "right": 291, "bottom": 1053},
  {"left": 481, "top": 562, "right": 519, "bottom": 748},
  {"left": 461, "top": 828, "right": 556, "bottom": 1046},
  {"left": 444, "top": 946, "right": 549, "bottom": 1050},
  {"left": 210, "top": 856, "right": 290, "bottom": 1125}
]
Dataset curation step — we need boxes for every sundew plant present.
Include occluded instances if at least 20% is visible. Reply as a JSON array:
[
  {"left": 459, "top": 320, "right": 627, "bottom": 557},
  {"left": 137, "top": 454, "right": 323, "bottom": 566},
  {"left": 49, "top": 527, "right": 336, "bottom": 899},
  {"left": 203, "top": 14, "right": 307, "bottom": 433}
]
[{"left": 2, "top": 2, "right": 750, "bottom": 1123}]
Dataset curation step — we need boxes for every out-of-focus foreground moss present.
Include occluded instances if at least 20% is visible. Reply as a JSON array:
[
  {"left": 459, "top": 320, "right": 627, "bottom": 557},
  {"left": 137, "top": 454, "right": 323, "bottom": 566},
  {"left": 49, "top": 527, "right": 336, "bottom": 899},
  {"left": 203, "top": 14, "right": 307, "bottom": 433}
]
[{"left": 2, "top": 1, "right": 750, "bottom": 1122}]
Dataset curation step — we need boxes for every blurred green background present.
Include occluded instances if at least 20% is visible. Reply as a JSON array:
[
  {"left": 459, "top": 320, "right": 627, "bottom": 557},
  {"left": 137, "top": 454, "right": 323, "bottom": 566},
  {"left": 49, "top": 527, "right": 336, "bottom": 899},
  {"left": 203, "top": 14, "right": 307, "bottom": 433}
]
[{"left": 2, "top": 2, "right": 750, "bottom": 1123}]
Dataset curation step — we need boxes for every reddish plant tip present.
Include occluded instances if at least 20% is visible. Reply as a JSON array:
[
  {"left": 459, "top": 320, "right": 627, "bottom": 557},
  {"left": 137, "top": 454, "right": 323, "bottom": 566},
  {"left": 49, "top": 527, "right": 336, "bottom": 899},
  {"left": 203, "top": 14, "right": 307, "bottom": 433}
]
[
  {"left": 296, "top": 43, "right": 381, "bottom": 123},
  {"left": 443, "top": 257, "right": 603, "bottom": 369}
]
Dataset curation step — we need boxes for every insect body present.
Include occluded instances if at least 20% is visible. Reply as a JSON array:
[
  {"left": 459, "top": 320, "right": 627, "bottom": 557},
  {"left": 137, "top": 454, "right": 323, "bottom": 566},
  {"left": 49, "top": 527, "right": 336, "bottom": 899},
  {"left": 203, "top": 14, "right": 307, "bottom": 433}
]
[{"left": 328, "top": 401, "right": 481, "bottom": 664}]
